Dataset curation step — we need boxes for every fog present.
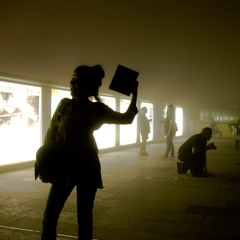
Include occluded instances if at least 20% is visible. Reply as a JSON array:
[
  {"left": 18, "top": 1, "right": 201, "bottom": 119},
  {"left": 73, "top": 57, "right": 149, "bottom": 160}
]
[{"left": 0, "top": 0, "right": 239, "bottom": 119}]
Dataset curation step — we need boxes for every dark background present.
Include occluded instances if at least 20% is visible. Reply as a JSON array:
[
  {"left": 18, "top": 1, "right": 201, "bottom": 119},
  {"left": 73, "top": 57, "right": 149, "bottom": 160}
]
[{"left": 1, "top": 0, "right": 239, "bottom": 119}]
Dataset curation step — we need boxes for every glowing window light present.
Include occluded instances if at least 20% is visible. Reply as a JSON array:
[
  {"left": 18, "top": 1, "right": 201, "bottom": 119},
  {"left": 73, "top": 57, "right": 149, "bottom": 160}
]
[
  {"left": 140, "top": 102, "right": 154, "bottom": 141},
  {"left": 93, "top": 96, "right": 116, "bottom": 149},
  {"left": 163, "top": 105, "right": 183, "bottom": 137},
  {"left": 175, "top": 107, "right": 183, "bottom": 136},
  {"left": 120, "top": 99, "right": 137, "bottom": 145},
  {"left": 0, "top": 81, "right": 41, "bottom": 165},
  {"left": 51, "top": 90, "right": 116, "bottom": 150}
]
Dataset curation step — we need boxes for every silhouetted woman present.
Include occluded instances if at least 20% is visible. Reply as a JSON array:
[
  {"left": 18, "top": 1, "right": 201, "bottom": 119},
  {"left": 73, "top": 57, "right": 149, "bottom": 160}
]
[
  {"left": 160, "top": 104, "right": 175, "bottom": 158},
  {"left": 41, "top": 65, "right": 138, "bottom": 240}
]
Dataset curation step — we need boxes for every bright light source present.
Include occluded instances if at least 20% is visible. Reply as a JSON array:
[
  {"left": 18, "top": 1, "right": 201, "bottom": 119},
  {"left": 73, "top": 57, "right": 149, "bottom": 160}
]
[
  {"left": 93, "top": 96, "right": 116, "bottom": 149},
  {"left": 0, "top": 81, "right": 41, "bottom": 165},
  {"left": 175, "top": 107, "right": 183, "bottom": 136},
  {"left": 120, "top": 99, "right": 137, "bottom": 145}
]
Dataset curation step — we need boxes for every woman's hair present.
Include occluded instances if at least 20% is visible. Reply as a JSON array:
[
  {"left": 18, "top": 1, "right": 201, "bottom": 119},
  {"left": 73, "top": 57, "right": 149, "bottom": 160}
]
[
  {"left": 70, "top": 65, "right": 105, "bottom": 102},
  {"left": 167, "top": 104, "right": 174, "bottom": 117},
  {"left": 141, "top": 107, "right": 147, "bottom": 112}
]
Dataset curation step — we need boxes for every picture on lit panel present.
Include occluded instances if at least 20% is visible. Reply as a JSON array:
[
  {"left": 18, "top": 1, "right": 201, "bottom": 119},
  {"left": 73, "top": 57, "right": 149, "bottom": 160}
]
[{"left": 0, "top": 81, "right": 41, "bottom": 165}]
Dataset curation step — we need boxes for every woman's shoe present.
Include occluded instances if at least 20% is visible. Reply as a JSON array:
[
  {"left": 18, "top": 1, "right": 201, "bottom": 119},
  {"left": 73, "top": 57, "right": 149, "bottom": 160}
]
[
  {"left": 139, "top": 152, "right": 144, "bottom": 156},
  {"left": 143, "top": 152, "right": 149, "bottom": 156},
  {"left": 161, "top": 155, "right": 168, "bottom": 158}
]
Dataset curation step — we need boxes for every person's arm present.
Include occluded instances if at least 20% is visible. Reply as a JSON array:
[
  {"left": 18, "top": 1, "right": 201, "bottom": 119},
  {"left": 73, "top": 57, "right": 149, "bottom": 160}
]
[
  {"left": 128, "top": 81, "right": 138, "bottom": 112},
  {"left": 192, "top": 143, "right": 215, "bottom": 154},
  {"left": 100, "top": 81, "right": 139, "bottom": 125},
  {"left": 159, "top": 120, "right": 164, "bottom": 124}
]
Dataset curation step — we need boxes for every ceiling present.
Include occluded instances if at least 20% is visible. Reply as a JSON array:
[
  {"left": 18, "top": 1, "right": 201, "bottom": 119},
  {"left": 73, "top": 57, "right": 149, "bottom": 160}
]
[{"left": 1, "top": 0, "right": 239, "bottom": 118}]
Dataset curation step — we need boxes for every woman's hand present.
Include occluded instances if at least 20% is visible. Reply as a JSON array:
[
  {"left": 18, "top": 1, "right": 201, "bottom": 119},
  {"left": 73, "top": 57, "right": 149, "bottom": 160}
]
[
  {"left": 130, "top": 81, "right": 139, "bottom": 96},
  {"left": 129, "top": 81, "right": 138, "bottom": 112}
]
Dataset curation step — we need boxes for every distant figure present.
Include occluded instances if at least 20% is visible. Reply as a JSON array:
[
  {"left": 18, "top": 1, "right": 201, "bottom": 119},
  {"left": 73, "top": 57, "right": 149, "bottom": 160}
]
[
  {"left": 177, "top": 127, "right": 216, "bottom": 177},
  {"left": 208, "top": 118, "right": 222, "bottom": 138},
  {"left": 41, "top": 65, "right": 138, "bottom": 240},
  {"left": 159, "top": 104, "right": 176, "bottom": 158},
  {"left": 139, "top": 107, "right": 151, "bottom": 156}
]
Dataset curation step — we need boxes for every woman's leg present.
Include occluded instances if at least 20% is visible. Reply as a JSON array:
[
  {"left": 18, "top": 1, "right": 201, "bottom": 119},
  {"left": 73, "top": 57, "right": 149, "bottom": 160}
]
[
  {"left": 169, "top": 136, "right": 174, "bottom": 157},
  {"left": 164, "top": 136, "right": 171, "bottom": 156},
  {"left": 76, "top": 186, "right": 97, "bottom": 240},
  {"left": 42, "top": 184, "right": 75, "bottom": 240}
]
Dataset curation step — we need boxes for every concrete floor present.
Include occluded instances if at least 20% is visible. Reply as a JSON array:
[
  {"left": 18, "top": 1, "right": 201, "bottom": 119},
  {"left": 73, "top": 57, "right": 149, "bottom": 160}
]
[{"left": 0, "top": 137, "right": 240, "bottom": 240}]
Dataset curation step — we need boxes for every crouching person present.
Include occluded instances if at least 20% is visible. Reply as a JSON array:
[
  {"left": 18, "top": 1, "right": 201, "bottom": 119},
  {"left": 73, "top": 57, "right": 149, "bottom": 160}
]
[{"left": 177, "top": 127, "right": 216, "bottom": 177}]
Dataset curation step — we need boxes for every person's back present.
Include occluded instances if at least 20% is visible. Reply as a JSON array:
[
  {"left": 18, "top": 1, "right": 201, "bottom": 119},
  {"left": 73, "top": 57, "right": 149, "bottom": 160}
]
[{"left": 178, "top": 133, "right": 206, "bottom": 156}]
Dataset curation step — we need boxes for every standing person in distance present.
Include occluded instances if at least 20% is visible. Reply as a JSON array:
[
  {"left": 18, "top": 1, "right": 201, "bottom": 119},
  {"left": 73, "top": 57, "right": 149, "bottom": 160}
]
[
  {"left": 160, "top": 104, "right": 176, "bottom": 158},
  {"left": 41, "top": 65, "right": 138, "bottom": 240},
  {"left": 139, "top": 107, "right": 151, "bottom": 156}
]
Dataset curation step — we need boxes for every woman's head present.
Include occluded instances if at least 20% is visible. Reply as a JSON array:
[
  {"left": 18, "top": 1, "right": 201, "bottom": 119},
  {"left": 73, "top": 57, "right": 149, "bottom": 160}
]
[
  {"left": 70, "top": 65, "right": 105, "bottom": 101},
  {"left": 167, "top": 104, "right": 174, "bottom": 116},
  {"left": 141, "top": 107, "right": 147, "bottom": 114}
]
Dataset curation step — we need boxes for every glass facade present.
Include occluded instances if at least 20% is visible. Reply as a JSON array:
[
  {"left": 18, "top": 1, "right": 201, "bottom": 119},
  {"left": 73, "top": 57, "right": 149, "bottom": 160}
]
[
  {"left": 120, "top": 99, "right": 137, "bottom": 145},
  {"left": 0, "top": 78, "right": 166, "bottom": 166},
  {"left": 140, "top": 102, "right": 154, "bottom": 141},
  {"left": 0, "top": 81, "right": 41, "bottom": 165},
  {"left": 200, "top": 109, "right": 240, "bottom": 121}
]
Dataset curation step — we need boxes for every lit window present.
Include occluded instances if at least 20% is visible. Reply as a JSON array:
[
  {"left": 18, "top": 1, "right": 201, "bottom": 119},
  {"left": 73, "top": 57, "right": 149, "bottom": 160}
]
[
  {"left": 0, "top": 81, "right": 41, "bottom": 165},
  {"left": 93, "top": 96, "right": 116, "bottom": 149},
  {"left": 120, "top": 99, "right": 137, "bottom": 145},
  {"left": 175, "top": 107, "right": 183, "bottom": 136}
]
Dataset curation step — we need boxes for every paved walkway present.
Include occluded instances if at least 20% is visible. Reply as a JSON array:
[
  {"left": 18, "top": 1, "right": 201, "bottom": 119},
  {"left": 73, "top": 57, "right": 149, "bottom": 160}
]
[{"left": 0, "top": 138, "right": 240, "bottom": 240}]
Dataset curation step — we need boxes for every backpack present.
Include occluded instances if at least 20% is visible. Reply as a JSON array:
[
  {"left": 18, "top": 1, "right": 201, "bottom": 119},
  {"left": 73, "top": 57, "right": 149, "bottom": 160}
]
[{"left": 35, "top": 98, "right": 73, "bottom": 183}]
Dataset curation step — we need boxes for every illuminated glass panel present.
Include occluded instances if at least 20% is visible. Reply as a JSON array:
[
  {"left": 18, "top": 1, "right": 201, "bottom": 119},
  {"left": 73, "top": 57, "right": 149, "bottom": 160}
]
[
  {"left": 0, "top": 81, "right": 41, "bottom": 165},
  {"left": 140, "top": 102, "right": 154, "bottom": 141},
  {"left": 93, "top": 96, "right": 116, "bottom": 149},
  {"left": 175, "top": 107, "right": 183, "bottom": 136},
  {"left": 51, "top": 89, "right": 71, "bottom": 116},
  {"left": 120, "top": 99, "right": 137, "bottom": 145}
]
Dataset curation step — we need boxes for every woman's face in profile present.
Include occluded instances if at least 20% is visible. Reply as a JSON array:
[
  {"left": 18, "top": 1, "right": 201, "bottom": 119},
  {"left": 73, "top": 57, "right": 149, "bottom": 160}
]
[{"left": 88, "top": 78, "right": 102, "bottom": 96}]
